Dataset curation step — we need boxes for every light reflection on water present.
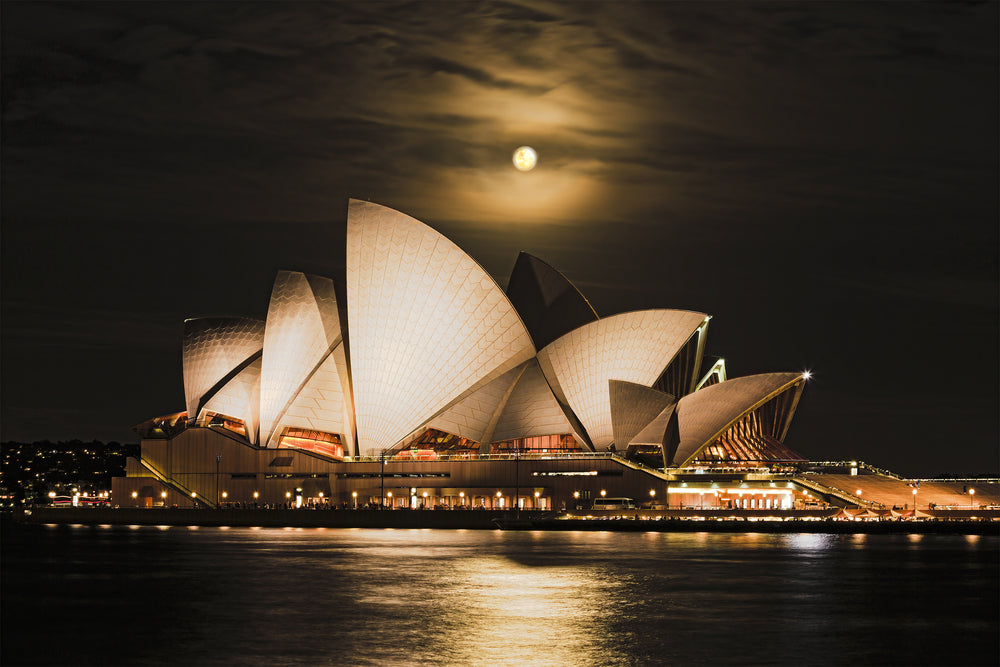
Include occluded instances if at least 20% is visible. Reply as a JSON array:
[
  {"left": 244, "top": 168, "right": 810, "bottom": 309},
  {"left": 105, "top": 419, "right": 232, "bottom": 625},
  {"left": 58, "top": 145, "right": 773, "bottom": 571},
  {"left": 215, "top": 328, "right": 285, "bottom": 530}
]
[{"left": 2, "top": 524, "right": 997, "bottom": 666}]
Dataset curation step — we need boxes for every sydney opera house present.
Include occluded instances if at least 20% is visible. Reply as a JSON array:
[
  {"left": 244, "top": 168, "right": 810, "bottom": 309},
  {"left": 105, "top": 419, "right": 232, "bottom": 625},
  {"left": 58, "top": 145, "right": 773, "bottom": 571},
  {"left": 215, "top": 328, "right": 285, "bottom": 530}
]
[{"left": 115, "top": 200, "right": 991, "bottom": 514}]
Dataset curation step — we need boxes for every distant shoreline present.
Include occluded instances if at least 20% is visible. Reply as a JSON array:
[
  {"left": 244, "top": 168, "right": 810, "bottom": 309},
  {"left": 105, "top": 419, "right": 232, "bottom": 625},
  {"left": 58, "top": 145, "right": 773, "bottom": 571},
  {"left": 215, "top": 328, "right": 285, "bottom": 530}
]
[{"left": 10, "top": 507, "right": 1000, "bottom": 535}]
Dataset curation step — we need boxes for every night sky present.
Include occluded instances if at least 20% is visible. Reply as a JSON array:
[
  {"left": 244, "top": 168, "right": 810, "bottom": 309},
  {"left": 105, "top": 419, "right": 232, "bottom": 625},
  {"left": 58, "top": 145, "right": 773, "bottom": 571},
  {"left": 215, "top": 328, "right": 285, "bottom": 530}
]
[{"left": 2, "top": 2, "right": 997, "bottom": 476}]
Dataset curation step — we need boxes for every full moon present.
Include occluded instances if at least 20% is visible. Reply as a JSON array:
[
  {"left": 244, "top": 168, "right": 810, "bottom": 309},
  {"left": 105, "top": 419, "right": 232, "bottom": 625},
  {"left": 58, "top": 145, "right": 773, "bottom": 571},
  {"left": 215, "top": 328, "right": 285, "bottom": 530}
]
[{"left": 512, "top": 146, "right": 537, "bottom": 171}]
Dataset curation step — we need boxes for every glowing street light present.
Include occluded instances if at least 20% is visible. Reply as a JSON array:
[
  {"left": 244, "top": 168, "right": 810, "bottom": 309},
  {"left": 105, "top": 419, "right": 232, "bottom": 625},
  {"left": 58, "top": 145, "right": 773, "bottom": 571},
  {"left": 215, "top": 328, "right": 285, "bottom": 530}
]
[
  {"left": 969, "top": 488, "right": 975, "bottom": 507},
  {"left": 48, "top": 491, "right": 56, "bottom": 499},
  {"left": 600, "top": 489, "right": 606, "bottom": 498},
  {"left": 161, "top": 491, "right": 167, "bottom": 499},
  {"left": 387, "top": 491, "right": 393, "bottom": 509},
  {"left": 459, "top": 491, "right": 465, "bottom": 506},
  {"left": 221, "top": 491, "right": 228, "bottom": 500},
  {"left": 353, "top": 491, "right": 358, "bottom": 509},
  {"left": 649, "top": 490, "right": 656, "bottom": 498},
  {"left": 253, "top": 491, "right": 259, "bottom": 499},
  {"left": 131, "top": 491, "right": 137, "bottom": 499}
]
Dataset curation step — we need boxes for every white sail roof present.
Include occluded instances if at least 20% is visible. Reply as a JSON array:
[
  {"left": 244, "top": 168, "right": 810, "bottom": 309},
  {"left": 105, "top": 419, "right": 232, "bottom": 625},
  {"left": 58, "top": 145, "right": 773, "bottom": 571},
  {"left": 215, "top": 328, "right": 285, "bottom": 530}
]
[{"left": 346, "top": 200, "right": 535, "bottom": 454}]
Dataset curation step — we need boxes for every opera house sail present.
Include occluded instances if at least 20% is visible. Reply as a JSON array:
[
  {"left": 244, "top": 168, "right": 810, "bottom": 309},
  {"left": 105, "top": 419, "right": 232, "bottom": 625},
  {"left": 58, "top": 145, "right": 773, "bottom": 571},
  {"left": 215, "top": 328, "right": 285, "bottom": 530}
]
[{"left": 124, "top": 200, "right": 814, "bottom": 510}]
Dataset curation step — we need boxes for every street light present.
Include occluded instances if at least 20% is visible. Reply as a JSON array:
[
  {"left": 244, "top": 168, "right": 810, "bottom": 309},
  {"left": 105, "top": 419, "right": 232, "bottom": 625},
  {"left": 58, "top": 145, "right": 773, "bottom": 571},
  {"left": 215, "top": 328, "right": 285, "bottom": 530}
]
[
  {"left": 387, "top": 491, "right": 393, "bottom": 509},
  {"left": 912, "top": 487, "right": 917, "bottom": 510},
  {"left": 969, "top": 488, "right": 975, "bottom": 507},
  {"left": 131, "top": 491, "right": 137, "bottom": 499},
  {"left": 422, "top": 491, "right": 428, "bottom": 509},
  {"left": 600, "top": 489, "right": 606, "bottom": 498},
  {"left": 534, "top": 490, "right": 540, "bottom": 509},
  {"left": 352, "top": 491, "right": 358, "bottom": 509},
  {"left": 459, "top": 491, "right": 465, "bottom": 507},
  {"left": 496, "top": 490, "right": 502, "bottom": 509}
]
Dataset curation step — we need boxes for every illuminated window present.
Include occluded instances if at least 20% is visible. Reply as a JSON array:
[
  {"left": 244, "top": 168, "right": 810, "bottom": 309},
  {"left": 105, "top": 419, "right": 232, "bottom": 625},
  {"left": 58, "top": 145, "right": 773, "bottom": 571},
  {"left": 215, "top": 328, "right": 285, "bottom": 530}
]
[
  {"left": 277, "top": 428, "right": 344, "bottom": 460},
  {"left": 490, "top": 434, "right": 581, "bottom": 454},
  {"left": 203, "top": 412, "right": 246, "bottom": 437}
]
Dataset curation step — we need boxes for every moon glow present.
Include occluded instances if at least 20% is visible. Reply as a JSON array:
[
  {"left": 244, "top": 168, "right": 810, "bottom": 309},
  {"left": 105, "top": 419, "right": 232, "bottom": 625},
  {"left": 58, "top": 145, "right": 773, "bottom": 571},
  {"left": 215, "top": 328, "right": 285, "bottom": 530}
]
[{"left": 512, "top": 146, "right": 537, "bottom": 171}]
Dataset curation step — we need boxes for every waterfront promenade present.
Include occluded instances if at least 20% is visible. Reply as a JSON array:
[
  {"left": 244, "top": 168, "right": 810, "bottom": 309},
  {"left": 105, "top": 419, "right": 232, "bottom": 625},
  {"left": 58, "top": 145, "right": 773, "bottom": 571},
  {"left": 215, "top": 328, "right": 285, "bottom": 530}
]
[{"left": 14, "top": 506, "right": 1000, "bottom": 534}]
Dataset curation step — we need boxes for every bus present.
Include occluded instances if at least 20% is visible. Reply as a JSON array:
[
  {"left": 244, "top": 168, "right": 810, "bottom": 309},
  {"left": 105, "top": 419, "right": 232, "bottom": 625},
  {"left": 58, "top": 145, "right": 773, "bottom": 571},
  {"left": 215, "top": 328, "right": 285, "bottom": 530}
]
[{"left": 592, "top": 497, "right": 636, "bottom": 510}]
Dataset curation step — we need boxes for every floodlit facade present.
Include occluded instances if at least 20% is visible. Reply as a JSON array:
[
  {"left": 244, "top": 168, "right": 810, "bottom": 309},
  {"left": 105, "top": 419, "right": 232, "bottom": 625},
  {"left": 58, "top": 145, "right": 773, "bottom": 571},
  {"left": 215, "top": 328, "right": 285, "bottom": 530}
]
[{"left": 121, "top": 200, "right": 817, "bottom": 510}]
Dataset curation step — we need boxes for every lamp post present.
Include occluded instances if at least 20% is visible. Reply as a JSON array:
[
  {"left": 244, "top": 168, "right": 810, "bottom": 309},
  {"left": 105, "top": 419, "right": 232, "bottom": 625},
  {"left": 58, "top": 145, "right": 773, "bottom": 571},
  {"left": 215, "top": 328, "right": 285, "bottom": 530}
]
[
  {"left": 912, "top": 487, "right": 917, "bottom": 511},
  {"left": 459, "top": 491, "right": 465, "bottom": 507},
  {"left": 215, "top": 454, "right": 222, "bottom": 507},
  {"left": 514, "top": 443, "right": 520, "bottom": 515},
  {"left": 534, "top": 490, "right": 540, "bottom": 510},
  {"left": 496, "top": 490, "right": 502, "bottom": 510},
  {"left": 387, "top": 491, "right": 393, "bottom": 509},
  {"left": 969, "top": 488, "right": 975, "bottom": 508},
  {"left": 353, "top": 491, "right": 358, "bottom": 509}
]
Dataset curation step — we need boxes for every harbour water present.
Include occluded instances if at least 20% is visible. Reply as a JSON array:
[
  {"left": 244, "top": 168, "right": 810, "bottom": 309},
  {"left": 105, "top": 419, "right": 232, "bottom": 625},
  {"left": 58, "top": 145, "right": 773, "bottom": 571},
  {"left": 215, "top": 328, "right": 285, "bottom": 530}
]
[{"left": 2, "top": 520, "right": 997, "bottom": 665}]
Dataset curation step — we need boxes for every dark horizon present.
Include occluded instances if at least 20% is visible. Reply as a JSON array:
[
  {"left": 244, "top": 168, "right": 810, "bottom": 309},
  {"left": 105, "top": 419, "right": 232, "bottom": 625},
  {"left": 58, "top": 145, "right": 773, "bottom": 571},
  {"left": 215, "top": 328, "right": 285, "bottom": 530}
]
[{"left": 2, "top": 2, "right": 997, "bottom": 477}]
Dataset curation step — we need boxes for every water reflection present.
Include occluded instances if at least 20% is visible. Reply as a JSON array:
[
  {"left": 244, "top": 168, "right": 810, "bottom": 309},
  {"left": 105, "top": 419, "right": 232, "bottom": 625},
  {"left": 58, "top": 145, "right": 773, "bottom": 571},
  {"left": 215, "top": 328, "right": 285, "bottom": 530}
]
[{"left": 2, "top": 525, "right": 996, "bottom": 667}]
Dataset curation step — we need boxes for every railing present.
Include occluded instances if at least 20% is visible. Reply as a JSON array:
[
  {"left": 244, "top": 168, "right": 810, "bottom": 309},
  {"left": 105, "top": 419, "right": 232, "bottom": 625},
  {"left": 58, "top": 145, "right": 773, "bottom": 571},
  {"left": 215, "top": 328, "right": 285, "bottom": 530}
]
[
  {"left": 139, "top": 458, "right": 217, "bottom": 509},
  {"left": 794, "top": 476, "right": 885, "bottom": 509},
  {"left": 345, "top": 451, "right": 622, "bottom": 463},
  {"left": 608, "top": 454, "right": 672, "bottom": 480},
  {"left": 806, "top": 460, "right": 904, "bottom": 480}
]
